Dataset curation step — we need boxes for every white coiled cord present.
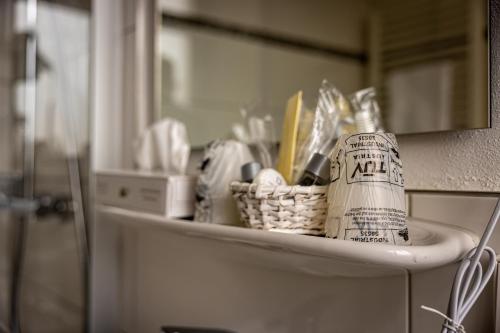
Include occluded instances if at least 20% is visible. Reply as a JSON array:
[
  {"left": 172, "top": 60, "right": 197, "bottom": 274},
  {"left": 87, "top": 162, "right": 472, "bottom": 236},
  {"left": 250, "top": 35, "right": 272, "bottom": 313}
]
[{"left": 422, "top": 198, "right": 500, "bottom": 333}]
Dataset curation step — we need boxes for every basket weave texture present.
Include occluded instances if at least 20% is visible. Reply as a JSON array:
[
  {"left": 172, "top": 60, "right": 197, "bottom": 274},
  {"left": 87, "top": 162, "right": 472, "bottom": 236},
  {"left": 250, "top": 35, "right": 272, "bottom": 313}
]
[{"left": 230, "top": 181, "right": 328, "bottom": 235}]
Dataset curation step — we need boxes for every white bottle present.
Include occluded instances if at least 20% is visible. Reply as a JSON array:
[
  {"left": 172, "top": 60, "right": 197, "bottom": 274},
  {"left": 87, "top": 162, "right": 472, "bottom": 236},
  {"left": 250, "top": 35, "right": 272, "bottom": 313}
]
[
  {"left": 350, "top": 87, "right": 384, "bottom": 133},
  {"left": 253, "top": 168, "right": 286, "bottom": 186},
  {"left": 194, "top": 140, "right": 253, "bottom": 225}
]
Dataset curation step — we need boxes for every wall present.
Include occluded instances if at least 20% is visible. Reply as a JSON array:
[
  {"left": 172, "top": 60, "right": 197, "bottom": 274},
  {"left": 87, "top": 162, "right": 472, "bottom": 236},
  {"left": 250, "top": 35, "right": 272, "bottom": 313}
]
[
  {"left": 92, "top": 0, "right": 157, "bottom": 170},
  {"left": 92, "top": 0, "right": 126, "bottom": 170}
]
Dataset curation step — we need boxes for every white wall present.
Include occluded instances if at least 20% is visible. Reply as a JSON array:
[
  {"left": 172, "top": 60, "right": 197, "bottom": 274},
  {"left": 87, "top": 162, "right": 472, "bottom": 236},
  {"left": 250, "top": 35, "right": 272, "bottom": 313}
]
[
  {"left": 93, "top": 0, "right": 156, "bottom": 170},
  {"left": 398, "top": 114, "right": 500, "bottom": 192},
  {"left": 92, "top": 0, "right": 125, "bottom": 170}
]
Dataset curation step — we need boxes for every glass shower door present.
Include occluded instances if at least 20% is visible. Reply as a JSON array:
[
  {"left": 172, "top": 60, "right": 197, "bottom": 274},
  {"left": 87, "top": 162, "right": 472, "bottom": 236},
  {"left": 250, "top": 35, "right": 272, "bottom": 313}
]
[{"left": 0, "top": 0, "right": 91, "bottom": 332}]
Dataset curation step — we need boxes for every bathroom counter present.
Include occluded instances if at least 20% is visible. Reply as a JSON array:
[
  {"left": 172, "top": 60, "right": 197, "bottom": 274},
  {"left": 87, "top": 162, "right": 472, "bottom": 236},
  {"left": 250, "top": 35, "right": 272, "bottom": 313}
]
[{"left": 98, "top": 206, "right": 477, "bottom": 277}]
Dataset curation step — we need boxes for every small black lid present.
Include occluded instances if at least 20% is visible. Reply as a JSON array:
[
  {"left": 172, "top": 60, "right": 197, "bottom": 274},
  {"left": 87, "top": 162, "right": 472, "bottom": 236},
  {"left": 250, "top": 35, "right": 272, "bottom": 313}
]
[
  {"left": 241, "top": 161, "right": 262, "bottom": 182},
  {"left": 305, "top": 153, "right": 330, "bottom": 180}
]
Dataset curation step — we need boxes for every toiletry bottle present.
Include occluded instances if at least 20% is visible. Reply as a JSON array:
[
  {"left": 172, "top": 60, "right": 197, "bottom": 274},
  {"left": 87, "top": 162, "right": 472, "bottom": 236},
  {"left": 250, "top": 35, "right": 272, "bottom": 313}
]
[
  {"left": 297, "top": 153, "right": 330, "bottom": 186},
  {"left": 253, "top": 168, "right": 286, "bottom": 186},
  {"left": 194, "top": 140, "right": 253, "bottom": 226},
  {"left": 350, "top": 87, "right": 384, "bottom": 133},
  {"left": 241, "top": 162, "right": 262, "bottom": 183}
]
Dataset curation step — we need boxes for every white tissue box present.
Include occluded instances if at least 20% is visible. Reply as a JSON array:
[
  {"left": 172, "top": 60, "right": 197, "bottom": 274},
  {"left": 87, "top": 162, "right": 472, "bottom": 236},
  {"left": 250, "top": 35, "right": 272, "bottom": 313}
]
[{"left": 96, "top": 170, "right": 197, "bottom": 218}]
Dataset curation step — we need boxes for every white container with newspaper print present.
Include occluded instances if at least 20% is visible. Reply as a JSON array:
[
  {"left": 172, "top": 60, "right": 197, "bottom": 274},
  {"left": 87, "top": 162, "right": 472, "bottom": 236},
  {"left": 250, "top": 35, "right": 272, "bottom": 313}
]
[{"left": 325, "top": 132, "right": 410, "bottom": 245}]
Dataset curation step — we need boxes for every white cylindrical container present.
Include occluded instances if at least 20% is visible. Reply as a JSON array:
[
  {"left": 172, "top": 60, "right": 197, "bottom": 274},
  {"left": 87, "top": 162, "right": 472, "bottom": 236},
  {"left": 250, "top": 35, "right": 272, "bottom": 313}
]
[{"left": 325, "top": 133, "right": 410, "bottom": 245}]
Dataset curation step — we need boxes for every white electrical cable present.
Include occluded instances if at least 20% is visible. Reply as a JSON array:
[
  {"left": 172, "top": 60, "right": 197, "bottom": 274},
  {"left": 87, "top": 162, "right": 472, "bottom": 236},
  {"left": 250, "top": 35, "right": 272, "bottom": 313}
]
[{"left": 422, "top": 198, "right": 500, "bottom": 333}]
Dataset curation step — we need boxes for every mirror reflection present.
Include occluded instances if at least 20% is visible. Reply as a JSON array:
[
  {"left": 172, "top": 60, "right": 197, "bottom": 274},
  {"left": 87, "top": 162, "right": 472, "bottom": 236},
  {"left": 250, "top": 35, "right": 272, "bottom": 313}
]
[{"left": 157, "top": 0, "right": 488, "bottom": 147}]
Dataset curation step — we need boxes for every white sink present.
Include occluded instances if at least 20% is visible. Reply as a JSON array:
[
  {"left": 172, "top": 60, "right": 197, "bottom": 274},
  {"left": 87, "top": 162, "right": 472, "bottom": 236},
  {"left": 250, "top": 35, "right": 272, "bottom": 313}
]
[{"left": 99, "top": 206, "right": 477, "bottom": 277}]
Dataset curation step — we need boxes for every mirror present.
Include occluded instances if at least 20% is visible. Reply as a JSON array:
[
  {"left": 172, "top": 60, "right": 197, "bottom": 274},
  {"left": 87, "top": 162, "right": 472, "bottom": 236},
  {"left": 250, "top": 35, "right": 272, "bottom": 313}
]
[{"left": 156, "top": 0, "right": 488, "bottom": 147}]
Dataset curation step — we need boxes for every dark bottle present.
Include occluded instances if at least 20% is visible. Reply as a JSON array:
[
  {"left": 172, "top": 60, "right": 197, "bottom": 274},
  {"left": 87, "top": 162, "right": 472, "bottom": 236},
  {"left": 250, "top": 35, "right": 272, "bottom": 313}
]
[
  {"left": 241, "top": 161, "right": 262, "bottom": 183},
  {"left": 298, "top": 153, "right": 330, "bottom": 186}
]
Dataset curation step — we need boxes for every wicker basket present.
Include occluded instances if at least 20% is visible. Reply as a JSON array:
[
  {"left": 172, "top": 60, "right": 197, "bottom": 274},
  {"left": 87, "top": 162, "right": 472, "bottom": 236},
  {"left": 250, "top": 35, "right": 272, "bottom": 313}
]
[{"left": 230, "top": 181, "right": 328, "bottom": 235}]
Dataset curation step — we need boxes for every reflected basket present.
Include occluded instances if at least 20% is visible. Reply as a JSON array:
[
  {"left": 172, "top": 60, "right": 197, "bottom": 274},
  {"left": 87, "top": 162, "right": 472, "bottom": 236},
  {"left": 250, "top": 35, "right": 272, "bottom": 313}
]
[{"left": 230, "top": 181, "right": 328, "bottom": 236}]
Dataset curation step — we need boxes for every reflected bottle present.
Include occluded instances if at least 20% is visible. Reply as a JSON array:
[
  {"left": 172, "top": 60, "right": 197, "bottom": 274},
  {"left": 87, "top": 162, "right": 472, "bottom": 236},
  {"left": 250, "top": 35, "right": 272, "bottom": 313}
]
[{"left": 349, "top": 87, "right": 384, "bottom": 133}]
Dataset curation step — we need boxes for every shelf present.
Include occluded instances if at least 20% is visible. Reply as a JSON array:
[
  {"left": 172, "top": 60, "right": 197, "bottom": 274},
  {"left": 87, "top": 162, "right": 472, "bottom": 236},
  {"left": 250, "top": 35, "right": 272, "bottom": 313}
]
[{"left": 98, "top": 206, "right": 477, "bottom": 277}]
